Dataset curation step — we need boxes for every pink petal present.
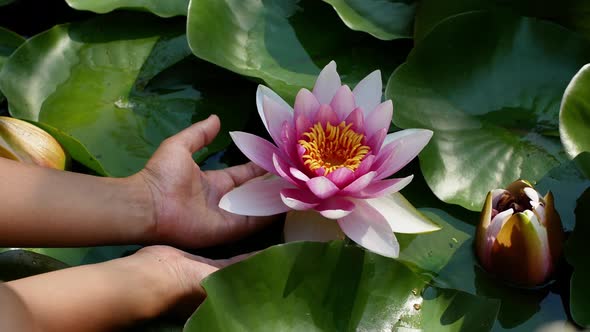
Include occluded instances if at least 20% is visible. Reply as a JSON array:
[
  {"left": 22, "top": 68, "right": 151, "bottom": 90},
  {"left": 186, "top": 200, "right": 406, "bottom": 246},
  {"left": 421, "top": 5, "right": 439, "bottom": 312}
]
[
  {"left": 326, "top": 167, "right": 354, "bottom": 188},
  {"left": 312, "top": 61, "right": 341, "bottom": 105},
  {"left": 365, "top": 193, "right": 441, "bottom": 234},
  {"left": 263, "top": 96, "right": 294, "bottom": 145},
  {"left": 344, "top": 107, "right": 364, "bottom": 132},
  {"left": 352, "top": 175, "right": 414, "bottom": 199},
  {"left": 315, "top": 168, "right": 326, "bottom": 176},
  {"left": 382, "top": 128, "right": 433, "bottom": 148},
  {"left": 356, "top": 154, "right": 375, "bottom": 175},
  {"left": 283, "top": 210, "right": 345, "bottom": 243},
  {"left": 352, "top": 70, "right": 382, "bottom": 115},
  {"left": 272, "top": 153, "right": 299, "bottom": 185},
  {"left": 294, "top": 88, "right": 320, "bottom": 120},
  {"left": 230, "top": 131, "right": 279, "bottom": 174},
  {"left": 491, "top": 189, "right": 509, "bottom": 208},
  {"left": 340, "top": 171, "right": 377, "bottom": 195},
  {"left": 364, "top": 100, "right": 393, "bottom": 137},
  {"left": 290, "top": 167, "right": 310, "bottom": 182},
  {"left": 219, "top": 177, "right": 291, "bottom": 216},
  {"left": 315, "top": 196, "right": 355, "bottom": 219},
  {"left": 337, "top": 199, "right": 399, "bottom": 258},
  {"left": 256, "top": 85, "right": 292, "bottom": 134},
  {"left": 330, "top": 85, "right": 356, "bottom": 120},
  {"left": 280, "top": 188, "right": 320, "bottom": 210},
  {"left": 280, "top": 121, "right": 300, "bottom": 163},
  {"left": 371, "top": 140, "right": 396, "bottom": 172},
  {"left": 366, "top": 128, "right": 387, "bottom": 154},
  {"left": 314, "top": 104, "right": 339, "bottom": 127},
  {"left": 295, "top": 113, "right": 313, "bottom": 139},
  {"left": 374, "top": 129, "right": 433, "bottom": 180},
  {"left": 306, "top": 176, "right": 340, "bottom": 199},
  {"left": 297, "top": 144, "right": 306, "bottom": 159}
]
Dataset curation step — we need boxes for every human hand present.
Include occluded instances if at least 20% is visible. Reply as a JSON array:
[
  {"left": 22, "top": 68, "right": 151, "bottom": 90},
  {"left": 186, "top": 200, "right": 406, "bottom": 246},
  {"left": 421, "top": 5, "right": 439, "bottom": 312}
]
[
  {"left": 132, "top": 115, "right": 275, "bottom": 248},
  {"left": 4, "top": 245, "right": 251, "bottom": 331},
  {"left": 130, "top": 245, "right": 250, "bottom": 318}
]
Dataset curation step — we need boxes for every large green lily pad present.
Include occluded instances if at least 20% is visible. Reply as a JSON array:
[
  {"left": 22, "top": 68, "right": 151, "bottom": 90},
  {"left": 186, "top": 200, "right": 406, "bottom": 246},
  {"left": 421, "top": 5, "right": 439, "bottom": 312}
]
[
  {"left": 565, "top": 188, "right": 590, "bottom": 328},
  {"left": 387, "top": 11, "right": 590, "bottom": 211},
  {"left": 65, "top": 0, "right": 189, "bottom": 17},
  {"left": 187, "top": 0, "right": 409, "bottom": 102},
  {"left": 0, "top": 27, "right": 23, "bottom": 70},
  {"left": 0, "top": 12, "right": 253, "bottom": 176},
  {"left": 560, "top": 64, "right": 590, "bottom": 174},
  {"left": 185, "top": 241, "right": 499, "bottom": 331},
  {"left": 413, "top": 0, "right": 590, "bottom": 42},
  {"left": 322, "top": 0, "right": 416, "bottom": 40},
  {"left": 0, "top": 27, "right": 24, "bottom": 102}
]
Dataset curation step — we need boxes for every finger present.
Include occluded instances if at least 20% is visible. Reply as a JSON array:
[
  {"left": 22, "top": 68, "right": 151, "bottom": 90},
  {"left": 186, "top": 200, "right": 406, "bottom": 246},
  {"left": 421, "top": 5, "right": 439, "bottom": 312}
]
[
  {"left": 181, "top": 250, "right": 261, "bottom": 269},
  {"left": 170, "top": 114, "right": 221, "bottom": 153},
  {"left": 214, "top": 251, "right": 262, "bottom": 268},
  {"left": 209, "top": 162, "right": 267, "bottom": 188}
]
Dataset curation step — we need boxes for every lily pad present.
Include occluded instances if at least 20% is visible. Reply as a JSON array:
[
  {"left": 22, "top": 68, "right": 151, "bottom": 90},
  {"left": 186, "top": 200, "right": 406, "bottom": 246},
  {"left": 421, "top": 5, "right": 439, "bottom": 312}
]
[
  {"left": 413, "top": 0, "right": 590, "bottom": 42},
  {"left": 65, "top": 0, "right": 189, "bottom": 17},
  {"left": 187, "top": 0, "right": 409, "bottom": 102},
  {"left": 0, "top": 27, "right": 24, "bottom": 102},
  {"left": 0, "top": 27, "right": 23, "bottom": 69},
  {"left": 387, "top": 11, "right": 590, "bottom": 211},
  {"left": 0, "top": 249, "right": 68, "bottom": 281},
  {"left": 534, "top": 154, "right": 590, "bottom": 231},
  {"left": 0, "top": 245, "right": 140, "bottom": 267},
  {"left": 0, "top": 12, "right": 253, "bottom": 176},
  {"left": 560, "top": 64, "right": 590, "bottom": 171},
  {"left": 185, "top": 241, "right": 499, "bottom": 331},
  {"left": 322, "top": 0, "right": 416, "bottom": 40},
  {"left": 565, "top": 187, "right": 590, "bottom": 328}
]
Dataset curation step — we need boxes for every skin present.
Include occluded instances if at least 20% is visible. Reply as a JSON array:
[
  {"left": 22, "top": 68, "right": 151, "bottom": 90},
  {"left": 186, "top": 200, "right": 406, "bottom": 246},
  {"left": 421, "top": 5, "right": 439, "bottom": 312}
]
[{"left": 0, "top": 115, "right": 274, "bottom": 331}]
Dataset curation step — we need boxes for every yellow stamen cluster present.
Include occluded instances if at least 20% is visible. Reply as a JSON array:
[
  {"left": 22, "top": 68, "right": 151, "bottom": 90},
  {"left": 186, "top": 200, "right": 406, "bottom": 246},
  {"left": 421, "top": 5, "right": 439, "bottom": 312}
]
[{"left": 299, "top": 121, "right": 370, "bottom": 175}]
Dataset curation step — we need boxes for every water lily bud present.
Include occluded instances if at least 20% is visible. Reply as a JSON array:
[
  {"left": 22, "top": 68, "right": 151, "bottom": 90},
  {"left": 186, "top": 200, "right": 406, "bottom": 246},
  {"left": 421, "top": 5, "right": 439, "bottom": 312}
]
[
  {"left": 0, "top": 116, "right": 66, "bottom": 170},
  {"left": 475, "top": 180, "right": 563, "bottom": 286}
]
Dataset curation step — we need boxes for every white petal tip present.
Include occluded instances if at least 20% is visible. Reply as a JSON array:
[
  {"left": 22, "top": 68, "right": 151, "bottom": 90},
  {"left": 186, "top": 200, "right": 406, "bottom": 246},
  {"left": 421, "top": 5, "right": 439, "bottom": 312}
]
[
  {"left": 319, "top": 209, "right": 352, "bottom": 219},
  {"left": 420, "top": 129, "right": 434, "bottom": 140},
  {"left": 218, "top": 195, "right": 232, "bottom": 212},
  {"left": 523, "top": 187, "right": 540, "bottom": 202}
]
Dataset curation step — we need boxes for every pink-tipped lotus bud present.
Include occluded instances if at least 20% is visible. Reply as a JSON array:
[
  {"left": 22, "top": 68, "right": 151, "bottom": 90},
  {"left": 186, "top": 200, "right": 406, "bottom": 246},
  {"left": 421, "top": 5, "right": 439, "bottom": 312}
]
[{"left": 475, "top": 180, "right": 563, "bottom": 286}]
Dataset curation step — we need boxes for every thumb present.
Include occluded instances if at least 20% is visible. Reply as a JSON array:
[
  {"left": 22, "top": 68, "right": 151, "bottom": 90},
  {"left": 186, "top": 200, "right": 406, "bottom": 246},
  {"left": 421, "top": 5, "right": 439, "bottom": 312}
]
[{"left": 170, "top": 115, "right": 221, "bottom": 153}]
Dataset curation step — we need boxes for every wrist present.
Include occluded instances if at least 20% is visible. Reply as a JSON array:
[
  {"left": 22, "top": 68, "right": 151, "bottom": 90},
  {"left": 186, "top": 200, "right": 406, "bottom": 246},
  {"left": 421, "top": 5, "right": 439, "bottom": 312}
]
[
  {"left": 109, "top": 252, "right": 179, "bottom": 321},
  {"left": 125, "top": 247, "right": 204, "bottom": 319},
  {"left": 113, "top": 174, "right": 157, "bottom": 244}
]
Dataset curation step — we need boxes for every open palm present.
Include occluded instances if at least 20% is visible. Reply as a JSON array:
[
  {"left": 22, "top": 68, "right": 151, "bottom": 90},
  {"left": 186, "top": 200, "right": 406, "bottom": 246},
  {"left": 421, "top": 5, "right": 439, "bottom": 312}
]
[{"left": 135, "top": 115, "right": 275, "bottom": 248}]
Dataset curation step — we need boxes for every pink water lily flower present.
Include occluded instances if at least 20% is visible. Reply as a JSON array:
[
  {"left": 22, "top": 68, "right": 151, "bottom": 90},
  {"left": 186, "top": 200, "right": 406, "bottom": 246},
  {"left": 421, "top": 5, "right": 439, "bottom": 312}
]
[{"left": 219, "top": 61, "right": 439, "bottom": 258}]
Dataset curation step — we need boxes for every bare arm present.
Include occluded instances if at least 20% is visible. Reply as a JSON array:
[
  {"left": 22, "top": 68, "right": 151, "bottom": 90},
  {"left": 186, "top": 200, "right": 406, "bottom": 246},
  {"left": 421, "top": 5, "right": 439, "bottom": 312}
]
[
  {"left": 2, "top": 246, "right": 235, "bottom": 332},
  {"left": 0, "top": 157, "right": 152, "bottom": 246},
  {"left": 0, "top": 115, "right": 273, "bottom": 248}
]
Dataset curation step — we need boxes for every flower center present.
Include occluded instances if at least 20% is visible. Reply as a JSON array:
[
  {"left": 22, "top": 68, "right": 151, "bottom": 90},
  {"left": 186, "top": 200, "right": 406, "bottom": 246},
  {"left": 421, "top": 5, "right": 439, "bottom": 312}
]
[{"left": 298, "top": 121, "right": 370, "bottom": 175}]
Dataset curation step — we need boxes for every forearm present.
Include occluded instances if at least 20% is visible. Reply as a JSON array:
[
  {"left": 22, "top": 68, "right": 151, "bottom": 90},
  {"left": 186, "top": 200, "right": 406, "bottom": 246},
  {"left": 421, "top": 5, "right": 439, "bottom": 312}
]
[
  {"left": 0, "top": 158, "right": 154, "bottom": 246},
  {"left": 5, "top": 253, "right": 177, "bottom": 332}
]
